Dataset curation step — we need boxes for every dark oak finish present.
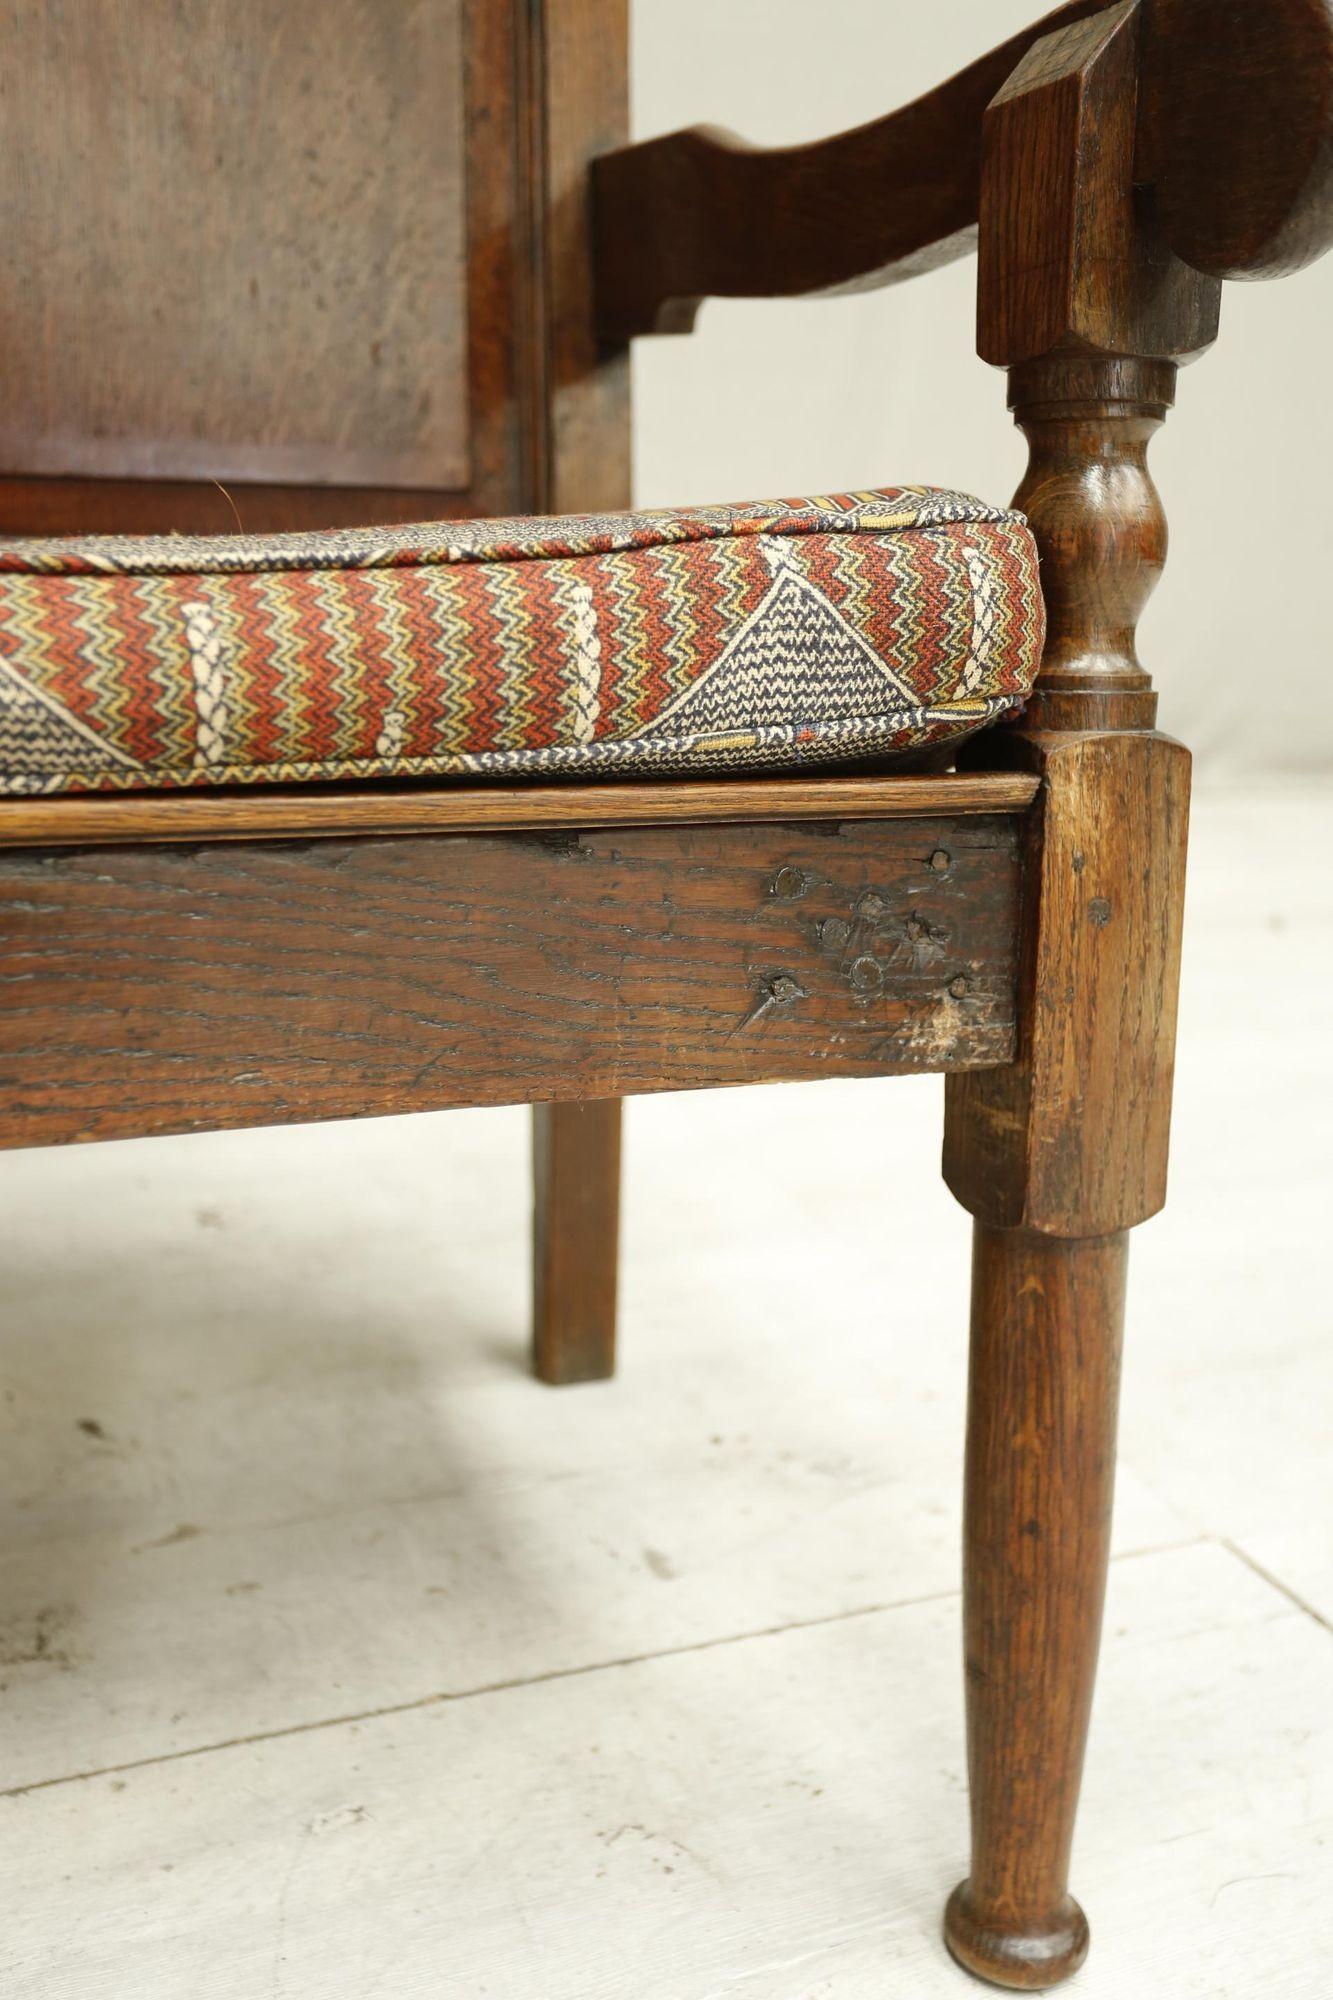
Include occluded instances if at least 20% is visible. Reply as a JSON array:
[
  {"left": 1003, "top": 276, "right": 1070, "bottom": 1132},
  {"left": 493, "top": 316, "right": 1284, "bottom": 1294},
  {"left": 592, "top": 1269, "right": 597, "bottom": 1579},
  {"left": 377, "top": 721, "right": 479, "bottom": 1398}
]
[
  {"left": 593, "top": 0, "right": 1333, "bottom": 341},
  {"left": 0, "top": 1, "right": 469, "bottom": 492},
  {"left": 945, "top": 1225, "right": 1128, "bottom": 1991},
  {"left": 4, "top": 0, "right": 1331, "bottom": 1984},
  {"left": 0, "top": 0, "right": 552, "bottom": 535},
  {"left": 540, "top": 0, "right": 632, "bottom": 515},
  {"left": 1002, "top": 357, "right": 1175, "bottom": 731},
  {"left": 975, "top": 5, "right": 1213, "bottom": 732},
  {"left": 977, "top": 4, "right": 1220, "bottom": 369},
  {"left": 526, "top": 0, "right": 632, "bottom": 1387},
  {"left": 1141, "top": 0, "right": 1333, "bottom": 282},
  {"left": 594, "top": 0, "right": 1112, "bottom": 337},
  {"left": 941, "top": 4, "right": 1207, "bottom": 1984},
  {"left": 942, "top": 731, "right": 1188, "bottom": 1989},
  {"left": 0, "top": 773, "right": 1041, "bottom": 852},
  {"left": 0, "top": 812, "right": 1026, "bottom": 1151},
  {"left": 945, "top": 730, "right": 1190, "bottom": 1238},
  {"left": 532, "top": 1100, "right": 622, "bottom": 1384},
  {"left": 0, "top": 0, "right": 635, "bottom": 1382}
]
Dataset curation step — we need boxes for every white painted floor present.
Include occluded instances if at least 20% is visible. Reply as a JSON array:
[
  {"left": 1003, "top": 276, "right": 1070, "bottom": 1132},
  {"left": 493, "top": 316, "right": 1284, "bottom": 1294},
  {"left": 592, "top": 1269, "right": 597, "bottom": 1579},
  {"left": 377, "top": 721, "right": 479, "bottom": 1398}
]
[{"left": 1, "top": 783, "right": 1329, "bottom": 1999}]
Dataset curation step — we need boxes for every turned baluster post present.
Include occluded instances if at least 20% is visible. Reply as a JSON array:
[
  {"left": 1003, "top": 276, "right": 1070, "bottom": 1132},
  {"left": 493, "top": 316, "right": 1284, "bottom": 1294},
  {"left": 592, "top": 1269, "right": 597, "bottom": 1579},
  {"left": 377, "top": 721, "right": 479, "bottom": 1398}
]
[{"left": 1008, "top": 354, "right": 1174, "bottom": 733}]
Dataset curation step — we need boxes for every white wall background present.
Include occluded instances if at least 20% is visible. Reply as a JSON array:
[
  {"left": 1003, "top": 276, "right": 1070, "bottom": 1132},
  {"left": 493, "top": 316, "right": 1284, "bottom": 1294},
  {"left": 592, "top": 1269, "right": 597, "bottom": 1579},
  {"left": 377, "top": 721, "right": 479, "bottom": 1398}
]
[{"left": 630, "top": 1, "right": 1333, "bottom": 775}]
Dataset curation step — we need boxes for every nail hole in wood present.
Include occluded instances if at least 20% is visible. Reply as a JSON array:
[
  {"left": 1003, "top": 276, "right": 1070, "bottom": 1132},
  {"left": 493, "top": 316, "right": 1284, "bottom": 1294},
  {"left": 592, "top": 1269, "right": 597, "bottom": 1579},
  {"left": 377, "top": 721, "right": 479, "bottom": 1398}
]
[{"left": 770, "top": 866, "right": 809, "bottom": 901}]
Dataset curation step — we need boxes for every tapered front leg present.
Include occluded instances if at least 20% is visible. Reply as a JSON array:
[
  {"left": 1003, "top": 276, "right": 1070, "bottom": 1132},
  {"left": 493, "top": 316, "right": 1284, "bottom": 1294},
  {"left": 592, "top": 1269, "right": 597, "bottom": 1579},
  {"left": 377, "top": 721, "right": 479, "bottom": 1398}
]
[
  {"left": 531, "top": 1099, "right": 622, "bottom": 1384},
  {"left": 944, "top": 1223, "right": 1127, "bottom": 1988},
  {"left": 944, "top": 713, "right": 1190, "bottom": 1988}
]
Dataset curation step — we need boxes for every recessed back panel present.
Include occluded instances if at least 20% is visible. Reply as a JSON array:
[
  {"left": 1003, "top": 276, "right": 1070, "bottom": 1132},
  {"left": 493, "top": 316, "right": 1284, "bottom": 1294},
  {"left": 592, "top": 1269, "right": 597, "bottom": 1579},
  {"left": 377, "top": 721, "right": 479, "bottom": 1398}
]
[{"left": 0, "top": 0, "right": 467, "bottom": 493}]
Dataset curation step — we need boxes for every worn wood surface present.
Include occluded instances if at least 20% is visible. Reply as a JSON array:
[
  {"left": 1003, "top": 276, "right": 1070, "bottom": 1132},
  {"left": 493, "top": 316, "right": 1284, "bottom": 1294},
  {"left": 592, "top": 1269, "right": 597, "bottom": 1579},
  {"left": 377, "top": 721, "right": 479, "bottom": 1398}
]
[
  {"left": 0, "top": 799, "right": 1328, "bottom": 1994},
  {"left": 941, "top": 734, "right": 1187, "bottom": 1991},
  {"left": 1, "top": 9, "right": 1325, "bottom": 1987},
  {"left": 0, "top": 774, "right": 1041, "bottom": 853},
  {"left": 1002, "top": 357, "right": 1175, "bottom": 732},
  {"left": 539, "top": 0, "right": 631, "bottom": 516},
  {"left": 946, "top": 732, "right": 1190, "bottom": 1237},
  {"left": 945, "top": 1225, "right": 1128, "bottom": 1990},
  {"left": 592, "top": 1, "right": 1114, "bottom": 336},
  {"left": 594, "top": 0, "right": 1333, "bottom": 341},
  {"left": 532, "top": 1099, "right": 622, "bottom": 1384},
  {"left": 943, "top": 9, "right": 1210, "bottom": 1982},
  {"left": 0, "top": 814, "right": 1025, "bottom": 1150},
  {"left": 0, "top": 0, "right": 550, "bottom": 534},
  {"left": 977, "top": 4, "right": 1219, "bottom": 369},
  {"left": 525, "top": 0, "right": 631, "bottom": 1389},
  {"left": 1141, "top": 0, "right": 1333, "bottom": 282},
  {"left": 0, "top": 0, "right": 469, "bottom": 491},
  {"left": 976, "top": 8, "right": 1219, "bottom": 737}
]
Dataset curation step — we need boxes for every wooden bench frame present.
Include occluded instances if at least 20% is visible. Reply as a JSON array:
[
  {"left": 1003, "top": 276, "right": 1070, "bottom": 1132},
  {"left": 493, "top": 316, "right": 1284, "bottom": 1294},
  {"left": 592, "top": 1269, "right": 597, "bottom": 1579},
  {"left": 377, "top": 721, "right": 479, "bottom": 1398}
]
[{"left": 1, "top": 1, "right": 1330, "bottom": 1987}]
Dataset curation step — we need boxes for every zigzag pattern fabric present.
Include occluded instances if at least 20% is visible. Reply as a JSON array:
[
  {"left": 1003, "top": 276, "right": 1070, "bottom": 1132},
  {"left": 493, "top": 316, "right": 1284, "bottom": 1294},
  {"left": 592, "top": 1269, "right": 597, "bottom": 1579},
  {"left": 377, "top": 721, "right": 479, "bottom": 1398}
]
[{"left": 0, "top": 488, "right": 1043, "bottom": 796}]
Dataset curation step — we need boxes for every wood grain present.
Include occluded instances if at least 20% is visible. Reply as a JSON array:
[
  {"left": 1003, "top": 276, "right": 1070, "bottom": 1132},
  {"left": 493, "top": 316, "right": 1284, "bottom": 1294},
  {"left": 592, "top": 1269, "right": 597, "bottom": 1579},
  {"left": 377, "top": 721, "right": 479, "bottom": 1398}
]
[
  {"left": 1003, "top": 356, "right": 1175, "bottom": 729},
  {"left": 0, "top": 0, "right": 545, "bottom": 535},
  {"left": 942, "top": 735, "right": 1187, "bottom": 1988},
  {"left": 592, "top": 0, "right": 1113, "bottom": 337},
  {"left": 946, "top": 733, "right": 1190, "bottom": 1238},
  {"left": 527, "top": 0, "right": 632, "bottom": 1389},
  {"left": 539, "top": 0, "right": 631, "bottom": 516},
  {"left": 1142, "top": 0, "right": 1333, "bottom": 282},
  {"left": 945, "top": 1224, "right": 1128, "bottom": 1991},
  {"left": 594, "top": 0, "right": 1333, "bottom": 340},
  {"left": 0, "top": 0, "right": 468, "bottom": 491},
  {"left": 0, "top": 814, "right": 1025, "bottom": 1150},
  {"left": 0, "top": 774, "right": 1041, "bottom": 853},
  {"left": 944, "top": 13, "right": 1203, "bottom": 1980},
  {"left": 977, "top": 3, "right": 1220, "bottom": 369},
  {"left": 976, "top": 6, "right": 1231, "bottom": 733},
  {"left": 2, "top": 808, "right": 1326, "bottom": 1991},
  {"left": 532, "top": 1099, "right": 622, "bottom": 1385}
]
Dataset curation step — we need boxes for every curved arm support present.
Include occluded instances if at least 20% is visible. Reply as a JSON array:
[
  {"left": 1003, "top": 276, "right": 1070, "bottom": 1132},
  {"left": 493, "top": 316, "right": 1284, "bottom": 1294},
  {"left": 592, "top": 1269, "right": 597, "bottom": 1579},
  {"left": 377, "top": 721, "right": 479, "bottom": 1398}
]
[
  {"left": 593, "top": 0, "right": 1114, "bottom": 337},
  {"left": 594, "top": 0, "right": 1333, "bottom": 340},
  {"left": 1142, "top": 0, "right": 1333, "bottom": 281}
]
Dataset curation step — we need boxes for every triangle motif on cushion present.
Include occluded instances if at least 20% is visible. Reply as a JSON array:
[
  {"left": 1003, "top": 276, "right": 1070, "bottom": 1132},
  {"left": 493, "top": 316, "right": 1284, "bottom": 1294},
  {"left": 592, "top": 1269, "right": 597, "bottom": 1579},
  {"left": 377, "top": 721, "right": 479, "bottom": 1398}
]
[
  {"left": 632, "top": 537, "right": 920, "bottom": 741},
  {"left": 0, "top": 655, "right": 144, "bottom": 794}
]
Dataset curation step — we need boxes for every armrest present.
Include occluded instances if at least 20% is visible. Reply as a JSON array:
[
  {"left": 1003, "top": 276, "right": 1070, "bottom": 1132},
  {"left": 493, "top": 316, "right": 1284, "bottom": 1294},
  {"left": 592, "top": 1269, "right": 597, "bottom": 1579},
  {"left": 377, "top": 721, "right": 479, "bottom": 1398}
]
[{"left": 595, "top": 0, "right": 1333, "bottom": 339}]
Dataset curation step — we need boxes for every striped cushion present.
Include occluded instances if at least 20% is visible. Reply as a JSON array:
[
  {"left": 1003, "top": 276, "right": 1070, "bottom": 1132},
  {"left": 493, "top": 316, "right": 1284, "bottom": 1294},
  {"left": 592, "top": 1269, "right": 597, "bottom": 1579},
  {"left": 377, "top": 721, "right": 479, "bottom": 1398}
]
[{"left": 0, "top": 488, "right": 1042, "bottom": 797}]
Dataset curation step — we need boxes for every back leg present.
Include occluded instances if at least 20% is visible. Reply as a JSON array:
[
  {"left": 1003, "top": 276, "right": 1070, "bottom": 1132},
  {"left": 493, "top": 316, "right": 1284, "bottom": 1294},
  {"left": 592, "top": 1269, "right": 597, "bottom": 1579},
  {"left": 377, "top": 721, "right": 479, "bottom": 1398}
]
[{"left": 531, "top": 1099, "right": 622, "bottom": 1384}]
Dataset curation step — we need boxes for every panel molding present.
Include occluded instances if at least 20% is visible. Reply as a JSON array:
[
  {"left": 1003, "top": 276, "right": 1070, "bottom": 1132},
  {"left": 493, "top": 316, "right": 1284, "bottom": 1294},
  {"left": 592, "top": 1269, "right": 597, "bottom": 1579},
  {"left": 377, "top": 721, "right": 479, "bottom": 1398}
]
[{"left": 0, "top": 0, "right": 621, "bottom": 537}]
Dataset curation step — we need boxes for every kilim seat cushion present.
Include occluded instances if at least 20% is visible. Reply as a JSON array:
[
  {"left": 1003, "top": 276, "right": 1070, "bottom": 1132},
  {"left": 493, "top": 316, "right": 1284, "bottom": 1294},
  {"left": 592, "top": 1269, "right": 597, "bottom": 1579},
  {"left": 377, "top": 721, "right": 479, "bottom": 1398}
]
[{"left": 0, "top": 488, "right": 1043, "bottom": 797}]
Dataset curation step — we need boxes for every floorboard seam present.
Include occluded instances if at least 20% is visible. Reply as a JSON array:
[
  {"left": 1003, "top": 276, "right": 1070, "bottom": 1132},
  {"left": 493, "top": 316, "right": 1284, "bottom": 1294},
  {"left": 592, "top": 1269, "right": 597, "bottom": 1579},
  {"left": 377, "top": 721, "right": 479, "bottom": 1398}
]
[
  {"left": 0, "top": 1585, "right": 965, "bottom": 1800},
  {"left": 0, "top": 1536, "right": 1209, "bottom": 1802},
  {"left": 1221, "top": 1537, "right": 1333, "bottom": 1636}
]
